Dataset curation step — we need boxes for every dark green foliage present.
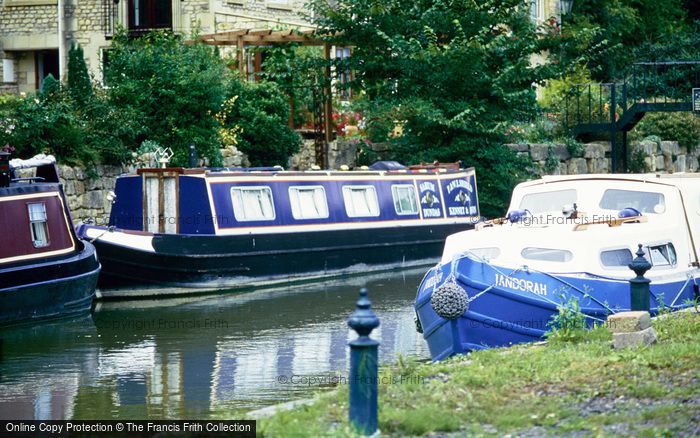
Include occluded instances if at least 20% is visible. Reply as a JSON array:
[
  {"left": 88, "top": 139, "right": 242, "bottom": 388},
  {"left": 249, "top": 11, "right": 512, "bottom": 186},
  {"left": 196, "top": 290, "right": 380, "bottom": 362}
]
[
  {"left": 105, "top": 30, "right": 230, "bottom": 166},
  {"left": 41, "top": 74, "right": 60, "bottom": 96},
  {"left": 308, "top": 0, "right": 547, "bottom": 217},
  {"left": 67, "top": 43, "right": 93, "bottom": 106},
  {"left": 632, "top": 112, "right": 700, "bottom": 150},
  {"left": 224, "top": 79, "right": 300, "bottom": 167}
]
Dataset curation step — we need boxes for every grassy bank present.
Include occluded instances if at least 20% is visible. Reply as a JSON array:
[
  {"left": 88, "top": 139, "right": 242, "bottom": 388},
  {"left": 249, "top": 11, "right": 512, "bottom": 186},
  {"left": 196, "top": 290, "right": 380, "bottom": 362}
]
[{"left": 257, "top": 310, "right": 700, "bottom": 436}]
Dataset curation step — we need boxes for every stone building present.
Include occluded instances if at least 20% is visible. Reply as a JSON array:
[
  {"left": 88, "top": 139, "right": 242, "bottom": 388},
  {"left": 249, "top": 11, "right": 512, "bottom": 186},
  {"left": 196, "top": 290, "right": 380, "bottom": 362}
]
[{"left": 0, "top": 0, "right": 312, "bottom": 94}]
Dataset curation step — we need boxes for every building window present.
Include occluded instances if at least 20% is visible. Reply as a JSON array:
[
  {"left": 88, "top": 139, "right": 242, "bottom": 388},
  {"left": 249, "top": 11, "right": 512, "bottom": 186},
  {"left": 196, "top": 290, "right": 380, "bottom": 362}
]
[
  {"left": 230, "top": 187, "right": 275, "bottom": 221},
  {"left": 128, "top": 0, "right": 172, "bottom": 31},
  {"left": 289, "top": 186, "right": 329, "bottom": 220},
  {"left": 391, "top": 185, "right": 418, "bottom": 215},
  {"left": 28, "top": 203, "right": 49, "bottom": 247},
  {"left": 343, "top": 186, "right": 379, "bottom": 217},
  {"left": 530, "top": 0, "right": 544, "bottom": 22}
]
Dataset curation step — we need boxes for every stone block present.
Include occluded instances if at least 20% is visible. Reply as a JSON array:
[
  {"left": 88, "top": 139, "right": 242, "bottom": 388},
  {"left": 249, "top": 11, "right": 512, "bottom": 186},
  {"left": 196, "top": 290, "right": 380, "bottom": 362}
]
[
  {"left": 607, "top": 311, "right": 651, "bottom": 333},
  {"left": 659, "top": 141, "right": 680, "bottom": 155},
  {"left": 645, "top": 156, "right": 655, "bottom": 172},
  {"left": 568, "top": 158, "right": 588, "bottom": 175},
  {"left": 612, "top": 327, "right": 657, "bottom": 349},
  {"left": 551, "top": 144, "right": 571, "bottom": 161},
  {"left": 675, "top": 154, "right": 686, "bottom": 173},
  {"left": 584, "top": 143, "right": 607, "bottom": 159},
  {"left": 557, "top": 162, "right": 568, "bottom": 175},
  {"left": 638, "top": 140, "right": 658, "bottom": 156},
  {"left": 529, "top": 144, "right": 548, "bottom": 161},
  {"left": 655, "top": 155, "right": 665, "bottom": 170}
]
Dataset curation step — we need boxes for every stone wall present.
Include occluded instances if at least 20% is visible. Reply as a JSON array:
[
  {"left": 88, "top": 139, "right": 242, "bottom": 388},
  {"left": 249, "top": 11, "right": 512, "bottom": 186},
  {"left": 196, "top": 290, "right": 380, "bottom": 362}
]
[
  {"left": 15, "top": 163, "right": 128, "bottom": 225},
  {"left": 0, "top": 3, "right": 58, "bottom": 35},
  {"left": 288, "top": 139, "right": 361, "bottom": 170},
  {"left": 507, "top": 141, "right": 699, "bottom": 176}
]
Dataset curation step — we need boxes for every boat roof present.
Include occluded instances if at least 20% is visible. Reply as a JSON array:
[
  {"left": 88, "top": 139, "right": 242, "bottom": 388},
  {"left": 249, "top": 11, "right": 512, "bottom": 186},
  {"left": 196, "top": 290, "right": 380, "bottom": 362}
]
[
  {"left": 519, "top": 173, "right": 700, "bottom": 188},
  {"left": 132, "top": 165, "right": 475, "bottom": 178}
]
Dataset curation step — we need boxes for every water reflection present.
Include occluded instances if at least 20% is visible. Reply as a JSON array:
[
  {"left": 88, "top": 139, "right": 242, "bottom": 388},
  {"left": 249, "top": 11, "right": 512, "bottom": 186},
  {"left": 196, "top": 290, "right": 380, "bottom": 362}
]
[{"left": 0, "top": 270, "right": 428, "bottom": 420}]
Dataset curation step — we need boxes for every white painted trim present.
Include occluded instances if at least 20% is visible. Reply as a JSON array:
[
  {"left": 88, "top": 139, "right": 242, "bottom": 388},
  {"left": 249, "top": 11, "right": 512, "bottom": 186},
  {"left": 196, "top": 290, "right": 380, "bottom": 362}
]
[{"left": 83, "top": 227, "right": 155, "bottom": 253}]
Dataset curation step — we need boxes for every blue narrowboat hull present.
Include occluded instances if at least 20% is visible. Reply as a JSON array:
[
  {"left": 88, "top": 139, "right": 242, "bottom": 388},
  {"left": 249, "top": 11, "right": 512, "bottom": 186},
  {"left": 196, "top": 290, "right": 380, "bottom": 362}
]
[
  {"left": 415, "top": 255, "right": 697, "bottom": 361},
  {"left": 82, "top": 222, "right": 472, "bottom": 294},
  {"left": 0, "top": 243, "right": 100, "bottom": 326}
]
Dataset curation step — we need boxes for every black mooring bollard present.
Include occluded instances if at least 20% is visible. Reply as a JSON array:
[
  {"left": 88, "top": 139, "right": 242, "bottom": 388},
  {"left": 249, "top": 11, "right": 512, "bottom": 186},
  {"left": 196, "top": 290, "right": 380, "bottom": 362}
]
[
  {"left": 628, "top": 243, "right": 651, "bottom": 311},
  {"left": 347, "top": 288, "right": 380, "bottom": 436}
]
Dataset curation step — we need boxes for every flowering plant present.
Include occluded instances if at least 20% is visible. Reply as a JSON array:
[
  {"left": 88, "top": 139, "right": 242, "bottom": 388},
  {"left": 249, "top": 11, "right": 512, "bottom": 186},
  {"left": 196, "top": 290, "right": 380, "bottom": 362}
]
[
  {"left": 332, "top": 110, "right": 366, "bottom": 137},
  {"left": 2, "top": 143, "right": 14, "bottom": 153}
]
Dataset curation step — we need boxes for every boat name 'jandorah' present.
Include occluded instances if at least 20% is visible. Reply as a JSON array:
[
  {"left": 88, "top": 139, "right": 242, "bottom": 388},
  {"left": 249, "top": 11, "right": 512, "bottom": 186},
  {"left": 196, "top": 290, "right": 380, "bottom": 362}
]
[{"left": 494, "top": 274, "right": 547, "bottom": 296}]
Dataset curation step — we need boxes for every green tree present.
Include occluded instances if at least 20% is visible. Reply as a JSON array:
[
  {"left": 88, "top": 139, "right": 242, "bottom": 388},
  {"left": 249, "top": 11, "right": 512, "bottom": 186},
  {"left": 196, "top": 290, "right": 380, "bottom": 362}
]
[
  {"left": 308, "top": 0, "right": 549, "bottom": 217},
  {"left": 104, "top": 30, "right": 230, "bottom": 166},
  {"left": 224, "top": 79, "right": 301, "bottom": 167},
  {"left": 67, "top": 43, "right": 94, "bottom": 106}
]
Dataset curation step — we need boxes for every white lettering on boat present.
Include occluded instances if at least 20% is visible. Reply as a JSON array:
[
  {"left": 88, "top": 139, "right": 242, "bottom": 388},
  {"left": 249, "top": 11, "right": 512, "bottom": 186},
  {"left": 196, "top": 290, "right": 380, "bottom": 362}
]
[
  {"left": 419, "top": 182, "right": 436, "bottom": 193},
  {"left": 495, "top": 274, "right": 547, "bottom": 296},
  {"left": 423, "top": 208, "right": 442, "bottom": 217},
  {"left": 446, "top": 179, "right": 472, "bottom": 193}
]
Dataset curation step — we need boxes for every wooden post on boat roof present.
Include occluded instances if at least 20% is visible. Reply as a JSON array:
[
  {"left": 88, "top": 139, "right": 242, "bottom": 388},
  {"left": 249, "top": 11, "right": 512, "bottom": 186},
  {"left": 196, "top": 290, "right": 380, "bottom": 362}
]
[{"left": 323, "top": 42, "right": 332, "bottom": 169}]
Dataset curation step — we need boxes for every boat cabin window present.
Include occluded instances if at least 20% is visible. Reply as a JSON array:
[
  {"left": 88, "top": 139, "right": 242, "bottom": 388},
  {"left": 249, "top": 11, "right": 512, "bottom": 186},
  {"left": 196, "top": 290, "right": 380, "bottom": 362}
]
[
  {"left": 27, "top": 202, "right": 49, "bottom": 247},
  {"left": 599, "top": 189, "right": 665, "bottom": 214},
  {"left": 392, "top": 185, "right": 418, "bottom": 215},
  {"left": 289, "top": 186, "right": 329, "bottom": 220},
  {"left": 600, "top": 248, "right": 633, "bottom": 268},
  {"left": 470, "top": 247, "right": 501, "bottom": 260},
  {"left": 343, "top": 186, "right": 380, "bottom": 217},
  {"left": 230, "top": 187, "right": 275, "bottom": 221},
  {"left": 519, "top": 189, "right": 577, "bottom": 214},
  {"left": 645, "top": 243, "right": 677, "bottom": 268},
  {"left": 521, "top": 247, "right": 573, "bottom": 262}
]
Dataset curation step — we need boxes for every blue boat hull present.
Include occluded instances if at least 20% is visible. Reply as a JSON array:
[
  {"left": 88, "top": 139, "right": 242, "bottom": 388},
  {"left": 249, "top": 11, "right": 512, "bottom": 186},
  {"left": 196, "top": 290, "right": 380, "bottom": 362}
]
[
  {"left": 0, "top": 243, "right": 100, "bottom": 326},
  {"left": 415, "top": 256, "right": 697, "bottom": 361}
]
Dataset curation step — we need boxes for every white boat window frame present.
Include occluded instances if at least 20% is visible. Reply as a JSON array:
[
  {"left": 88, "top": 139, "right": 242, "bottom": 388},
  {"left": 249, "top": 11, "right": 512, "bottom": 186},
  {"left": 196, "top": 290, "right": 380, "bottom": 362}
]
[
  {"left": 645, "top": 242, "right": 677, "bottom": 269},
  {"left": 230, "top": 186, "right": 276, "bottom": 222},
  {"left": 599, "top": 247, "right": 634, "bottom": 269},
  {"left": 288, "top": 185, "right": 329, "bottom": 220},
  {"left": 342, "top": 185, "right": 380, "bottom": 218},
  {"left": 27, "top": 202, "right": 50, "bottom": 248},
  {"left": 391, "top": 184, "right": 419, "bottom": 215},
  {"left": 521, "top": 247, "right": 573, "bottom": 263}
]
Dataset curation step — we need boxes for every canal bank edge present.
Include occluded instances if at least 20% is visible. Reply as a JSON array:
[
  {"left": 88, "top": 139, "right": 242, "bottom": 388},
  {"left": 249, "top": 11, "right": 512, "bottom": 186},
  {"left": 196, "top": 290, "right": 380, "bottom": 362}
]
[{"left": 254, "top": 308, "right": 700, "bottom": 436}]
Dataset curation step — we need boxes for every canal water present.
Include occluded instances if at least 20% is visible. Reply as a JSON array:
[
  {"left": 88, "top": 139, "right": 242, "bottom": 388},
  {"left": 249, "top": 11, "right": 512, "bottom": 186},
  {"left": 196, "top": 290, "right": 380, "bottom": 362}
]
[{"left": 0, "top": 269, "right": 429, "bottom": 420}]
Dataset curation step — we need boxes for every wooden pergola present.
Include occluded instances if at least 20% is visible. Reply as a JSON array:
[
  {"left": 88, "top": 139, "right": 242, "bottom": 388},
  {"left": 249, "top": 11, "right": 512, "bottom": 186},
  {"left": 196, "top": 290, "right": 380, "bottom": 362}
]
[{"left": 197, "top": 29, "right": 337, "bottom": 167}]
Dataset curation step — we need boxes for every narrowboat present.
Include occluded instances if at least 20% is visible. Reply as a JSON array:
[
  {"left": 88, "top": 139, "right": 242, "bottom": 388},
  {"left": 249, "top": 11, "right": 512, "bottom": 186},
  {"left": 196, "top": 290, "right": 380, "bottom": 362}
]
[
  {"left": 76, "top": 163, "right": 480, "bottom": 297},
  {"left": 415, "top": 173, "right": 700, "bottom": 361},
  {"left": 0, "top": 152, "right": 100, "bottom": 326}
]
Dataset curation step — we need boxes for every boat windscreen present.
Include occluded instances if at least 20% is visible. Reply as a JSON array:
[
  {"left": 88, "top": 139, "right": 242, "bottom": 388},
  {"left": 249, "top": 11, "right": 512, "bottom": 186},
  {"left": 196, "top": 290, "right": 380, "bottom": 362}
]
[
  {"left": 519, "top": 189, "right": 577, "bottom": 214},
  {"left": 599, "top": 189, "right": 665, "bottom": 214}
]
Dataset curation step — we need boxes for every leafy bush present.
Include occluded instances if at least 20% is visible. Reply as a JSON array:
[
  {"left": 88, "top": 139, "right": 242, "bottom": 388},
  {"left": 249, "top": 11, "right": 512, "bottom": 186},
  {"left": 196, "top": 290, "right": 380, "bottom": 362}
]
[
  {"left": 105, "top": 30, "right": 230, "bottom": 166},
  {"left": 546, "top": 295, "right": 588, "bottom": 344},
  {"left": 631, "top": 112, "right": 700, "bottom": 151},
  {"left": 223, "top": 79, "right": 300, "bottom": 167}
]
